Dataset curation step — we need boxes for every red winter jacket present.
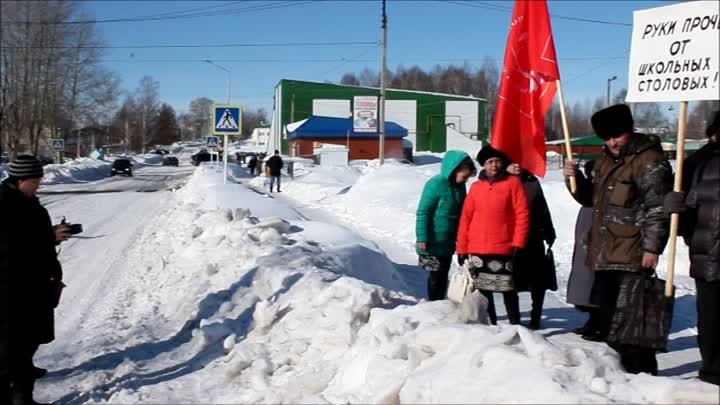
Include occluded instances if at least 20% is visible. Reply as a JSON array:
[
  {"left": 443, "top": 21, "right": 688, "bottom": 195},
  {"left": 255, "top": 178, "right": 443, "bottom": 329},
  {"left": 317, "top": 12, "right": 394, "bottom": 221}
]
[{"left": 456, "top": 172, "right": 530, "bottom": 255}]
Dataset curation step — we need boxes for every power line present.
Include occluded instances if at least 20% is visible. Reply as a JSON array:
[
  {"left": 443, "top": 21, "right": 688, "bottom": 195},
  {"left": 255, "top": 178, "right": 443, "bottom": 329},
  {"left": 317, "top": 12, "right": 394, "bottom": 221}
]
[
  {"left": 445, "top": 1, "right": 632, "bottom": 27},
  {"left": 81, "top": 55, "right": 627, "bottom": 64},
  {"left": 321, "top": 44, "right": 381, "bottom": 77},
  {"left": 0, "top": 1, "right": 317, "bottom": 24},
  {"left": 0, "top": 41, "right": 380, "bottom": 50}
]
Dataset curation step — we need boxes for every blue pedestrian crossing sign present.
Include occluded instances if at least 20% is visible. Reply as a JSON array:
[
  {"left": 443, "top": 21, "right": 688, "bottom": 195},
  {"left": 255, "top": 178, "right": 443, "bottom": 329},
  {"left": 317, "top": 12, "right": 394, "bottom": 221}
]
[
  {"left": 213, "top": 104, "right": 242, "bottom": 135},
  {"left": 51, "top": 139, "right": 65, "bottom": 151},
  {"left": 206, "top": 136, "right": 219, "bottom": 149}
]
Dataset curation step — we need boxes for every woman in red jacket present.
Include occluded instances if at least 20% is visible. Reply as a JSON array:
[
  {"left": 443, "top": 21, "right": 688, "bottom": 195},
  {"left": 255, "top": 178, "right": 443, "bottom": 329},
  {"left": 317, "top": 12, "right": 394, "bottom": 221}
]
[{"left": 457, "top": 146, "right": 530, "bottom": 325}]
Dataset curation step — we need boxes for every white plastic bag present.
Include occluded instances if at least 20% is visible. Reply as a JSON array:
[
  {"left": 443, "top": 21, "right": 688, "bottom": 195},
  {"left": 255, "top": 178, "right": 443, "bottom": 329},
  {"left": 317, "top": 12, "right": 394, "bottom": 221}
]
[{"left": 447, "top": 262, "right": 473, "bottom": 304}]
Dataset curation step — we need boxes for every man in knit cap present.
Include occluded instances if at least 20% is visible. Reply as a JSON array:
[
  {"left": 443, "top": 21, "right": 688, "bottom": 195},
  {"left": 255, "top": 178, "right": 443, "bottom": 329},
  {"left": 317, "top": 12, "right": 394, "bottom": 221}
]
[
  {"left": 563, "top": 104, "right": 672, "bottom": 375},
  {"left": 1, "top": 155, "right": 70, "bottom": 404}
]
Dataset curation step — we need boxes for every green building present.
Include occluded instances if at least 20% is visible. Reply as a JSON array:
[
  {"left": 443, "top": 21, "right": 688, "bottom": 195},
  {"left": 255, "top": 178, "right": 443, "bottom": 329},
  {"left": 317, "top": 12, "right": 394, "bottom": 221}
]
[{"left": 268, "top": 79, "right": 487, "bottom": 155}]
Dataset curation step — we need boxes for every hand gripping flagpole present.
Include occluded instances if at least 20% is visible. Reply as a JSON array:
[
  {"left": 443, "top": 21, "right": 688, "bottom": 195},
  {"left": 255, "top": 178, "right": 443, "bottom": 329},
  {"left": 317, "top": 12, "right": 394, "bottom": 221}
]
[
  {"left": 555, "top": 80, "right": 577, "bottom": 193},
  {"left": 664, "top": 101, "right": 688, "bottom": 297}
]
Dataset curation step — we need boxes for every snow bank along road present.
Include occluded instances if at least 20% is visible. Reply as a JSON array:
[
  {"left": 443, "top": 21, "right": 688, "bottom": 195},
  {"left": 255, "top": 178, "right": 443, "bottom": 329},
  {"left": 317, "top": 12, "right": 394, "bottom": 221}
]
[{"left": 31, "top": 165, "right": 719, "bottom": 404}]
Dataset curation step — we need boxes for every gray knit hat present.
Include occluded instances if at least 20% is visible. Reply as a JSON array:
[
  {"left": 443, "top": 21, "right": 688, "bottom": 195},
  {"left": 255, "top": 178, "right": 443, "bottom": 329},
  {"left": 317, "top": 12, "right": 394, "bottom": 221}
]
[{"left": 8, "top": 155, "right": 44, "bottom": 179}]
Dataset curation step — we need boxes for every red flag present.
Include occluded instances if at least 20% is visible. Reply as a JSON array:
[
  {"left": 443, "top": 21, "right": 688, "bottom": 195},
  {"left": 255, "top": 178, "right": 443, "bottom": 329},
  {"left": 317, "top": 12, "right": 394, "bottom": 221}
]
[{"left": 491, "top": 0, "right": 560, "bottom": 177}]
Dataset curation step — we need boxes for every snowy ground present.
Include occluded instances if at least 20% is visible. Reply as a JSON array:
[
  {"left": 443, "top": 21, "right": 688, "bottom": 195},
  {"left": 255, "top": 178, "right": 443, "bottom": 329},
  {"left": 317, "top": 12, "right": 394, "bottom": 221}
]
[{"left": 32, "top": 157, "right": 719, "bottom": 403}]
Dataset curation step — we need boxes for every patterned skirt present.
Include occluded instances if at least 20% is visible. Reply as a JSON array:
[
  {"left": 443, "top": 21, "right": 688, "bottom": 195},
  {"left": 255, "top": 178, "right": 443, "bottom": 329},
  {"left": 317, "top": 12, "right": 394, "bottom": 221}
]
[{"left": 468, "top": 254, "right": 515, "bottom": 292}]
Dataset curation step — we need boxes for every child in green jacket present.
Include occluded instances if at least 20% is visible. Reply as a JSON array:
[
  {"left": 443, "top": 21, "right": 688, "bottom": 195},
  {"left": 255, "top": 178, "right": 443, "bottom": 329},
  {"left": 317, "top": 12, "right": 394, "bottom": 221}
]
[{"left": 416, "top": 150, "right": 476, "bottom": 300}]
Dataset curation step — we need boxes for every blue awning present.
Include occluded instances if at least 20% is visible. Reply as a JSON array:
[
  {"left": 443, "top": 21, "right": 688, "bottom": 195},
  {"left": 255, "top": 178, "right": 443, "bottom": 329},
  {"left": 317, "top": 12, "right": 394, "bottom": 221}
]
[{"left": 287, "top": 116, "right": 408, "bottom": 140}]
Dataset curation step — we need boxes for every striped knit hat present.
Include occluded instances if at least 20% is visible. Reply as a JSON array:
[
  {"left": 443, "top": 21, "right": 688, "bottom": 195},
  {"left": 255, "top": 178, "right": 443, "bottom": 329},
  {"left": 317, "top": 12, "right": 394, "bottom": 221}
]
[{"left": 8, "top": 155, "right": 44, "bottom": 179}]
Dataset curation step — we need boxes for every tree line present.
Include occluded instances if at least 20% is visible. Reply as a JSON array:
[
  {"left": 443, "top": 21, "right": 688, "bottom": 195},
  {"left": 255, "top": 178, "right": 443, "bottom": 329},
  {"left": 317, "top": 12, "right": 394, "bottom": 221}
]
[{"left": 1, "top": 1, "right": 267, "bottom": 159}]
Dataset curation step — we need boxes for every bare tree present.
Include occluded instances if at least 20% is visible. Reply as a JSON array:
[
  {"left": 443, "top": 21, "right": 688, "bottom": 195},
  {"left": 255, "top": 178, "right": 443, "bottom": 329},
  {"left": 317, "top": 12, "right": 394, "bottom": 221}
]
[
  {"left": 187, "top": 97, "right": 214, "bottom": 140},
  {"left": 0, "top": 1, "right": 120, "bottom": 158},
  {"left": 135, "top": 76, "right": 160, "bottom": 152},
  {"left": 340, "top": 73, "right": 360, "bottom": 86}
]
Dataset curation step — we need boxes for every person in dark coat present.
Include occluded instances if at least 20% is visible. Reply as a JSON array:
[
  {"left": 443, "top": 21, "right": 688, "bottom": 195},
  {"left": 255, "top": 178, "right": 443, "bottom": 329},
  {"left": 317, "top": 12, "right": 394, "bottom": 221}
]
[
  {"left": 266, "top": 150, "right": 284, "bottom": 192},
  {"left": 247, "top": 155, "right": 258, "bottom": 177},
  {"left": 564, "top": 104, "right": 672, "bottom": 376},
  {"left": 507, "top": 163, "right": 556, "bottom": 329},
  {"left": 566, "top": 160, "right": 600, "bottom": 336},
  {"left": 1, "top": 155, "right": 69, "bottom": 404},
  {"left": 664, "top": 110, "right": 720, "bottom": 386}
]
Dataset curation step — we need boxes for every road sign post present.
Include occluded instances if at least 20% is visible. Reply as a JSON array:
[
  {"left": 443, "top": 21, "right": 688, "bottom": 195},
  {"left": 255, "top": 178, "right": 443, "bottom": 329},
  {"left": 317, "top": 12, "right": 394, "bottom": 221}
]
[
  {"left": 212, "top": 105, "right": 242, "bottom": 184},
  {"left": 51, "top": 139, "right": 65, "bottom": 164}
]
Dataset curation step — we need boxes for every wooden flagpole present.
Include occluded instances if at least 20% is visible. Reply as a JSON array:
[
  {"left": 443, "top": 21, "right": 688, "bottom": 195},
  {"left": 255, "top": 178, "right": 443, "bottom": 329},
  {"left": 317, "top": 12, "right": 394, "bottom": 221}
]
[
  {"left": 664, "top": 100, "right": 688, "bottom": 297},
  {"left": 555, "top": 80, "right": 577, "bottom": 193}
]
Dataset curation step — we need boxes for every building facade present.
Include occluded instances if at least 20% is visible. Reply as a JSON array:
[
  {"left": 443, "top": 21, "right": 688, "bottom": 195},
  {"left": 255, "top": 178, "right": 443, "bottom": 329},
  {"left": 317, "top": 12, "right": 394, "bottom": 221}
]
[{"left": 268, "top": 79, "right": 487, "bottom": 155}]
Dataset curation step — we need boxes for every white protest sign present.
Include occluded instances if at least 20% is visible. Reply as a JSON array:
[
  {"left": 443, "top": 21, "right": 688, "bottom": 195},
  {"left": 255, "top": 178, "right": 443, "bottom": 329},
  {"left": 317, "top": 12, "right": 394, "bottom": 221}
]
[{"left": 626, "top": 1, "right": 720, "bottom": 102}]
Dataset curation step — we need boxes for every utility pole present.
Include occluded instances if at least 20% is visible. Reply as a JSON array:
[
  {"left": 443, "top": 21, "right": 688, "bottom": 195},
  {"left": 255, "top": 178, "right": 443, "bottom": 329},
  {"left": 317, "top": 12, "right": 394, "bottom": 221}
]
[
  {"left": 77, "top": 128, "right": 81, "bottom": 158},
  {"left": 205, "top": 59, "right": 232, "bottom": 184},
  {"left": 378, "top": 0, "right": 388, "bottom": 165},
  {"left": 606, "top": 75, "right": 617, "bottom": 107}
]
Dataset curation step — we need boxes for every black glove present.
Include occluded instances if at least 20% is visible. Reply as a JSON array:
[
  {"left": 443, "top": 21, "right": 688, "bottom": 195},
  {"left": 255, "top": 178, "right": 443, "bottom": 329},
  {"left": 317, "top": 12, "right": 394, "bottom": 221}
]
[
  {"left": 458, "top": 254, "right": 468, "bottom": 266},
  {"left": 509, "top": 247, "right": 521, "bottom": 271},
  {"left": 546, "top": 233, "right": 556, "bottom": 248},
  {"left": 663, "top": 191, "right": 687, "bottom": 214}
]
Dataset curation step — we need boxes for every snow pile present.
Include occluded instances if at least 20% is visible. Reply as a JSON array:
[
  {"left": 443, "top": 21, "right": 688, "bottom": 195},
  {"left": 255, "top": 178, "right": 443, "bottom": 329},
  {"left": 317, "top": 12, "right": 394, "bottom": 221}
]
[
  {"left": 325, "top": 303, "right": 715, "bottom": 404},
  {"left": 41, "top": 158, "right": 112, "bottom": 185},
  {"left": 40, "top": 167, "right": 716, "bottom": 404},
  {"left": 251, "top": 160, "right": 438, "bottom": 248}
]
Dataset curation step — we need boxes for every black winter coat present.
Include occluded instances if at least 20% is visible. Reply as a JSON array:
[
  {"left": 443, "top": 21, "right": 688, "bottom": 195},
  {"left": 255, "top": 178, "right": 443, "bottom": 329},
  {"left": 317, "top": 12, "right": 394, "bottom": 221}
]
[
  {"left": 679, "top": 142, "right": 720, "bottom": 282},
  {"left": 0, "top": 180, "right": 62, "bottom": 358},
  {"left": 266, "top": 155, "right": 283, "bottom": 177},
  {"left": 514, "top": 174, "right": 557, "bottom": 291}
]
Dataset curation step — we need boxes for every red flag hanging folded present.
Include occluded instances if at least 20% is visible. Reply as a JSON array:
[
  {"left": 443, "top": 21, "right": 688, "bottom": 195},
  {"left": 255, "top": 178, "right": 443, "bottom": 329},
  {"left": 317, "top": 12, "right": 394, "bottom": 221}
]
[{"left": 491, "top": 0, "right": 560, "bottom": 177}]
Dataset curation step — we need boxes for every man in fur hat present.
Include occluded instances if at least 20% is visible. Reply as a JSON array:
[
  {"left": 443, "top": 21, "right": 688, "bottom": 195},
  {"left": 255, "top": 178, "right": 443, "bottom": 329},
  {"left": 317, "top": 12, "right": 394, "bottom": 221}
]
[{"left": 563, "top": 104, "right": 672, "bottom": 375}]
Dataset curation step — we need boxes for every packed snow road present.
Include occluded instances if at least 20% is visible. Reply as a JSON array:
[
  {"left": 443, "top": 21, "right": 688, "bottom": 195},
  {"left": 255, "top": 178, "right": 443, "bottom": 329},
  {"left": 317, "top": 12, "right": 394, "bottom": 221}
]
[
  {"left": 39, "top": 164, "right": 196, "bottom": 197},
  {"left": 33, "top": 163, "right": 196, "bottom": 401}
]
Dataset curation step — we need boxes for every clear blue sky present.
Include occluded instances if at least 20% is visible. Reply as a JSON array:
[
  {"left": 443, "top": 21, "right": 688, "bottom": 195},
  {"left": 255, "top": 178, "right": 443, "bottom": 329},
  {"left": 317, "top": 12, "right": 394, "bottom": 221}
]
[{"left": 86, "top": 0, "right": 680, "bottom": 117}]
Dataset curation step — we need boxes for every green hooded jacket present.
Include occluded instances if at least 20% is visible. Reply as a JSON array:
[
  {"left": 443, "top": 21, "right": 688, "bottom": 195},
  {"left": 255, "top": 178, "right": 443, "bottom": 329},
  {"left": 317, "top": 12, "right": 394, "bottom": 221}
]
[{"left": 415, "top": 150, "right": 471, "bottom": 257}]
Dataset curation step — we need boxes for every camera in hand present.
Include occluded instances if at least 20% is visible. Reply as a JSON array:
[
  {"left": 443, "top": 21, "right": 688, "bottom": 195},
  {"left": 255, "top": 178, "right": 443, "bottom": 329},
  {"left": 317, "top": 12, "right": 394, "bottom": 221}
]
[{"left": 61, "top": 218, "right": 83, "bottom": 235}]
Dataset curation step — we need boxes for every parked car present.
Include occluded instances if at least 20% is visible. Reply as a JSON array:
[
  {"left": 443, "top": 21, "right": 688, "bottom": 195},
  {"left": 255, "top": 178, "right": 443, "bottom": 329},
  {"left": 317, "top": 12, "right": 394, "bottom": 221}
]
[
  {"left": 191, "top": 149, "right": 221, "bottom": 166},
  {"left": 151, "top": 148, "right": 170, "bottom": 155},
  {"left": 162, "top": 156, "right": 179, "bottom": 167},
  {"left": 111, "top": 158, "right": 133, "bottom": 176},
  {"left": 39, "top": 156, "right": 55, "bottom": 166}
]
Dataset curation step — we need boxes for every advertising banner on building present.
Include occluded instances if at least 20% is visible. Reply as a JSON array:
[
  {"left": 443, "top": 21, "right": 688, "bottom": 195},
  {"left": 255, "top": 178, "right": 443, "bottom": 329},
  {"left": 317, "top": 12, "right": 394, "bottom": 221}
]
[
  {"left": 353, "top": 96, "right": 378, "bottom": 132},
  {"left": 626, "top": 1, "right": 719, "bottom": 102}
]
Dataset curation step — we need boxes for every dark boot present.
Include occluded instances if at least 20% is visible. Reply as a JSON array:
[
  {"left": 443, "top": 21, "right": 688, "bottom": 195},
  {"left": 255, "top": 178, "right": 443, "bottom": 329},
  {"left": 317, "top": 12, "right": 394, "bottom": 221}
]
[
  {"left": 10, "top": 376, "right": 48, "bottom": 405},
  {"left": 503, "top": 291, "right": 521, "bottom": 325},
  {"left": 619, "top": 346, "right": 658, "bottom": 376},
  {"left": 481, "top": 291, "right": 498, "bottom": 325},
  {"left": 529, "top": 288, "right": 545, "bottom": 330},
  {"left": 31, "top": 367, "right": 46, "bottom": 380}
]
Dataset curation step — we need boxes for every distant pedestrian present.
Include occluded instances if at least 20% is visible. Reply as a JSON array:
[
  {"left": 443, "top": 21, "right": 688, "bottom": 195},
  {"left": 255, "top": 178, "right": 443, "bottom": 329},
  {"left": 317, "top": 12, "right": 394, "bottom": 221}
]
[
  {"left": 457, "top": 146, "right": 529, "bottom": 325},
  {"left": 266, "top": 150, "right": 283, "bottom": 193},
  {"left": 565, "top": 160, "right": 601, "bottom": 336},
  {"left": 416, "top": 150, "right": 476, "bottom": 301},
  {"left": 247, "top": 155, "right": 258, "bottom": 177},
  {"left": 507, "top": 162, "right": 556, "bottom": 329},
  {"left": 563, "top": 104, "right": 672, "bottom": 375},
  {"left": 664, "top": 110, "right": 720, "bottom": 386},
  {"left": 1, "top": 155, "right": 70, "bottom": 404}
]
